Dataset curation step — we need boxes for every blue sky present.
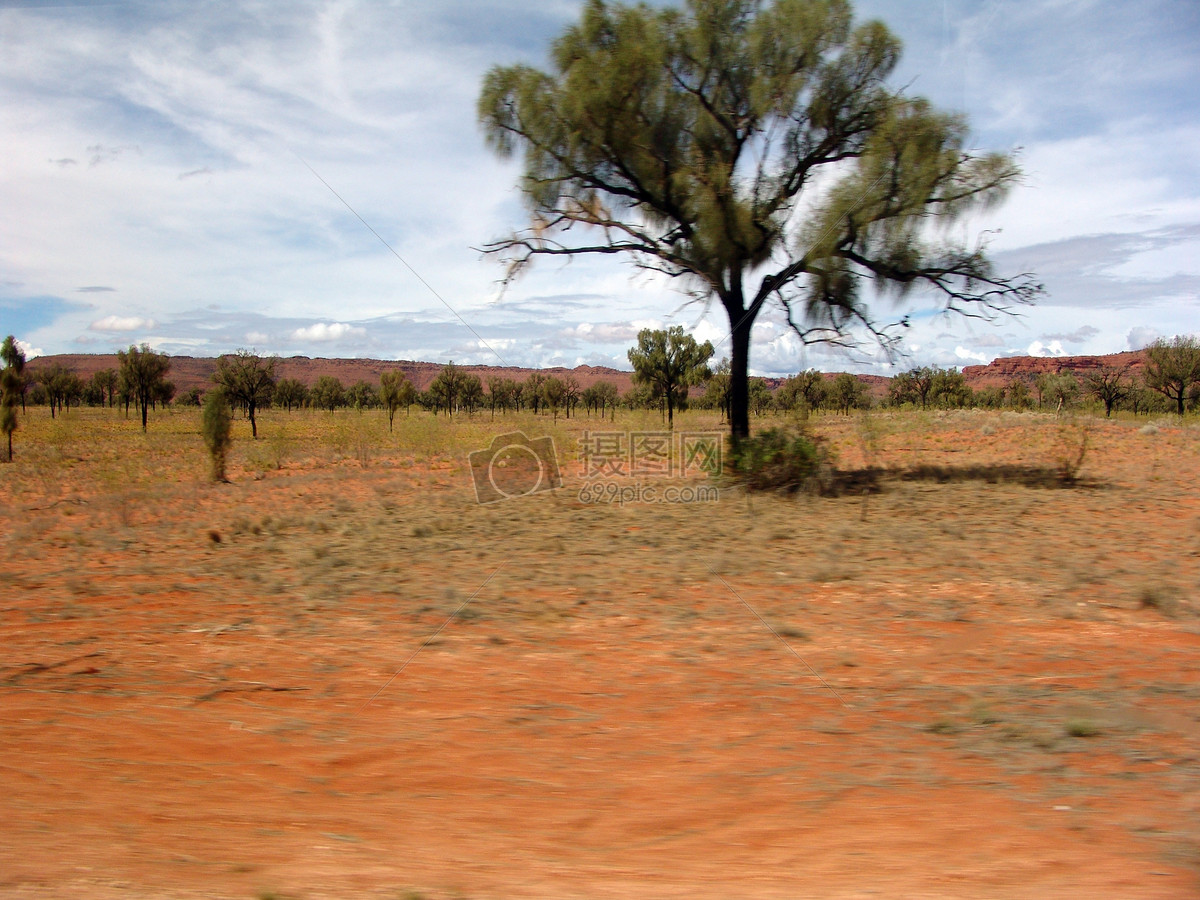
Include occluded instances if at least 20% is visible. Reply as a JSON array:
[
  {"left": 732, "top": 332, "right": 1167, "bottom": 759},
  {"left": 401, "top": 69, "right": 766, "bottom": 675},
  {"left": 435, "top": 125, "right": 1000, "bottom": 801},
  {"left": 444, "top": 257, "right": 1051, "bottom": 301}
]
[{"left": 1, "top": 0, "right": 1198, "bottom": 374}]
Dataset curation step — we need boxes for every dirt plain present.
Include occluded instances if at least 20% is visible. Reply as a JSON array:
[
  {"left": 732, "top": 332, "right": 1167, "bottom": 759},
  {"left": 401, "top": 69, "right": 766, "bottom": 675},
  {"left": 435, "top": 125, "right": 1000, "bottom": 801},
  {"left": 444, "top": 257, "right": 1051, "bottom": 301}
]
[{"left": 2, "top": 406, "right": 1199, "bottom": 899}]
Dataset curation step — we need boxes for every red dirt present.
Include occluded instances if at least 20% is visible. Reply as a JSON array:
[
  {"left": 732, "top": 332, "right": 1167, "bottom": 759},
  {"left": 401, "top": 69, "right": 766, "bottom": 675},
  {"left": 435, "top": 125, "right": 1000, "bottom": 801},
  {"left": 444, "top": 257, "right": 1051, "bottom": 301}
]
[{"left": 2, "top": 409, "right": 1198, "bottom": 899}]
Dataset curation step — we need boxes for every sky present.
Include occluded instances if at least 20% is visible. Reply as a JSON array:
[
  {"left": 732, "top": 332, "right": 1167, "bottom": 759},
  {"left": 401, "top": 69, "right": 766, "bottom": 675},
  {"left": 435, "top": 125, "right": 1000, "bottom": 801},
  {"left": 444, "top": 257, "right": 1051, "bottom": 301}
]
[{"left": 1, "top": 0, "right": 1198, "bottom": 375}]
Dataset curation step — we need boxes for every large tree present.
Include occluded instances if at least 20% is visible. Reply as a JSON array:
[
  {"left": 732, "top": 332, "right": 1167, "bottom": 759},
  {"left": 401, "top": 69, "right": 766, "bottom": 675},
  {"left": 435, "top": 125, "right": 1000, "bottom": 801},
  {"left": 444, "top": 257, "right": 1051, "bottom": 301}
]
[
  {"left": 212, "top": 350, "right": 277, "bottom": 439},
  {"left": 1144, "top": 335, "right": 1200, "bottom": 416},
  {"left": 117, "top": 344, "right": 172, "bottom": 432},
  {"left": 479, "top": 0, "right": 1040, "bottom": 439},
  {"left": 627, "top": 325, "right": 715, "bottom": 427}
]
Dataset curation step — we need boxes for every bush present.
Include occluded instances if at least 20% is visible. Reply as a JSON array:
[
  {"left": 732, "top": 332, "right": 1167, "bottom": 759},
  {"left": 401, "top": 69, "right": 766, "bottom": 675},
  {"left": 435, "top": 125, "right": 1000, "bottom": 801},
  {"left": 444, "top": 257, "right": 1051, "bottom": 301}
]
[
  {"left": 728, "top": 427, "right": 831, "bottom": 493},
  {"left": 201, "top": 388, "right": 233, "bottom": 482}
]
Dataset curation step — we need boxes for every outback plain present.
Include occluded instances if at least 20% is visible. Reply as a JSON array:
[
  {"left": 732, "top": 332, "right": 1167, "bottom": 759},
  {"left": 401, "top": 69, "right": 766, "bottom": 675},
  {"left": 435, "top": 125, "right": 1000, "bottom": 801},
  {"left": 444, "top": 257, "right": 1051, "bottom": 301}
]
[{"left": 2, "top": 405, "right": 1199, "bottom": 899}]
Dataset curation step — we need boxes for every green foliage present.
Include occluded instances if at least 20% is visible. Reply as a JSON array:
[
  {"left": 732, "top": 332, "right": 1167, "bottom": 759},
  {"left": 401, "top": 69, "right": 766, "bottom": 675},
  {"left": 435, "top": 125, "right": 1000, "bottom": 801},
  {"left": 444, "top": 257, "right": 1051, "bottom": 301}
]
[
  {"left": 776, "top": 369, "right": 826, "bottom": 414},
  {"left": 273, "top": 377, "right": 308, "bottom": 412},
  {"left": 580, "top": 380, "right": 619, "bottom": 418},
  {"left": 747, "top": 377, "right": 773, "bottom": 415},
  {"left": 1, "top": 335, "right": 26, "bottom": 461},
  {"left": 212, "top": 350, "right": 277, "bottom": 439},
  {"left": 1144, "top": 334, "right": 1200, "bottom": 415},
  {"left": 930, "top": 367, "right": 972, "bottom": 409},
  {"left": 380, "top": 370, "right": 416, "bottom": 429},
  {"left": 1006, "top": 378, "right": 1032, "bottom": 410},
  {"left": 428, "top": 361, "right": 476, "bottom": 417},
  {"left": 91, "top": 368, "right": 118, "bottom": 407},
  {"left": 346, "top": 379, "right": 379, "bottom": 410},
  {"left": 627, "top": 326, "right": 714, "bottom": 427},
  {"left": 522, "top": 371, "right": 547, "bottom": 414},
  {"left": 36, "top": 362, "right": 84, "bottom": 418},
  {"left": 201, "top": 389, "right": 233, "bottom": 482},
  {"left": 1083, "top": 365, "right": 1128, "bottom": 417},
  {"left": 889, "top": 366, "right": 934, "bottom": 409},
  {"left": 829, "top": 372, "right": 869, "bottom": 414},
  {"left": 728, "top": 426, "right": 829, "bottom": 493},
  {"left": 117, "top": 343, "right": 172, "bottom": 432},
  {"left": 479, "top": 0, "right": 1038, "bottom": 438},
  {"left": 310, "top": 375, "right": 345, "bottom": 413}
]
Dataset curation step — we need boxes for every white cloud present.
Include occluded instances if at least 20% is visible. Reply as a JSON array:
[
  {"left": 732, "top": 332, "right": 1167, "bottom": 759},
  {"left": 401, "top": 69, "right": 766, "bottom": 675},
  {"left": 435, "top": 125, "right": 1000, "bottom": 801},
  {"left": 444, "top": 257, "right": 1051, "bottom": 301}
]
[
  {"left": 290, "top": 322, "right": 367, "bottom": 342},
  {"left": 1027, "top": 340, "right": 1067, "bottom": 358},
  {"left": 955, "top": 346, "right": 989, "bottom": 363},
  {"left": 90, "top": 315, "right": 156, "bottom": 332},
  {"left": 15, "top": 339, "right": 43, "bottom": 359},
  {"left": 561, "top": 322, "right": 641, "bottom": 344},
  {"left": 1126, "top": 326, "right": 1160, "bottom": 351}
]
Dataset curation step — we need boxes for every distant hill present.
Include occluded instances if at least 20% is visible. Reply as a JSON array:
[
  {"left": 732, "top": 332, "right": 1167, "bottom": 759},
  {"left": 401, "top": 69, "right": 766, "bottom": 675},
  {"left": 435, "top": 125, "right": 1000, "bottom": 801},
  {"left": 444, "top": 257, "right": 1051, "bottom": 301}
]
[
  {"left": 25, "top": 349, "right": 1148, "bottom": 395},
  {"left": 959, "top": 350, "right": 1146, "bottom": 388}
]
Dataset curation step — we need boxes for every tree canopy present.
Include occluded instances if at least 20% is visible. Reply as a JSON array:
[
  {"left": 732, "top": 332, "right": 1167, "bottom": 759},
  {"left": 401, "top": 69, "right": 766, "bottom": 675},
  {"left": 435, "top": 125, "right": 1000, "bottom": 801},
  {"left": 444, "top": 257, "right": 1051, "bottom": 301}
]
[
  {"left": 479, "top": 0, "right": 1040, "bottom": 438},
  {"left": 1144, "top": 335, "right": 1200, "bottom": 416},
  {"left": 117, "top": 344, "right": 172, "bottom": 432},
  {"left": 212, "top": 350, "right": 278, "bottom": 438},
  {"left": 627, "top": 325, "right": 715, "bottom": 427},
  {"left": 1, "top": 335, "right": 26, "bottom": 461}
]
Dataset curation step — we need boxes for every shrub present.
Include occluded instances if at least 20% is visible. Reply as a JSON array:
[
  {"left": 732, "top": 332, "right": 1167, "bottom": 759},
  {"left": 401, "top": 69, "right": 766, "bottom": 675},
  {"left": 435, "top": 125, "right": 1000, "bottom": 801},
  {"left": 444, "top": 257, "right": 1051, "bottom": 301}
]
[
  {"left": 201, "top": 388, "right": 233, "bottom": 482},
  {"left": 728, "top": 427, "right": 830, "bottom": 493}
]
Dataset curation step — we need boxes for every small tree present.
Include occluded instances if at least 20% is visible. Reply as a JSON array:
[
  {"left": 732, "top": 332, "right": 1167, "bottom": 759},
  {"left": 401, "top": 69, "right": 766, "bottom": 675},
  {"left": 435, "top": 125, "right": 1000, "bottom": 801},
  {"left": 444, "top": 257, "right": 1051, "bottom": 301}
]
[
  {"left": 346, "top": 380, "right": 379, "bottom": 410},
  {"left": 429, "top": 361, "right": 470, "bottom": 417},
  {"left": 1085, "top": 366, "right": 1128, "bottom": 417},
  {"left": 930, "top": 367, "right": 972, "bottom": 409},
  {"left": 1041, "top": 372, "right": 1078, "bottom": 413},
  {"left": 212, "top": 350, "right": 277, "bottom": 439},
  {"left": 201, "top": 388, "right": 233, "bottom": 482},
  {"left": 1144, "top": 335, "right": 1200, "bottom": 416},
  {"left": 627, "top": 326, "right": 714, "bottom": 428},
  {"left": 830, "top": 373, "right": 868, "bottom": 414},
  {"left": 890, "top": 366, "right": 936, "bottom": 409},
  {"left": 701, "top": 360, "right": 732, "bottom": 419},
  {"left": 180, "top": 387, "right": 204, "bottom": 407},
  {"left": 37, "top": 362, "right": 76, "bottom": 418},
  {"left": 380, "top": 371, "right": 415, "bottom": 431},
  {"left": 1006, "top": 378, "right": 1032, "bottom": 410},
  {"left": 117, "top": 343, "right": 172, "bottom": 432},
  {"left": 1, "top": 335, "right": 26, "bottom": 461},
  {"left": 748, "top": 377, "right": 774, "bottom": 415},
  {"left": 542, "top": 376, "right": 567, "bottom": 422},
  {"left": 523, "top": 371, "right": 547, "bottom": 414},
  {"left": 460, "top": 373, "right": 485, "bottom": 415},
  {"left": 310, "top": 375, "right": 345, "bottom": 413},
  {"left": 274, "top": 377, "right": 308, "bottom": 412},
  {"left": 93, "top": 368, "right": 118, "bottom": 408}
]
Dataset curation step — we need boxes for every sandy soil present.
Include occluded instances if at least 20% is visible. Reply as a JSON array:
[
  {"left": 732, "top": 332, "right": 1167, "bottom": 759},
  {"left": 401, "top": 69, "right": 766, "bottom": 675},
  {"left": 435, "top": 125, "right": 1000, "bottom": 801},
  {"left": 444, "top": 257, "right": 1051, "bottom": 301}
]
[{"left": 2, "top": 408, "right": 1198, "bottom": 898}]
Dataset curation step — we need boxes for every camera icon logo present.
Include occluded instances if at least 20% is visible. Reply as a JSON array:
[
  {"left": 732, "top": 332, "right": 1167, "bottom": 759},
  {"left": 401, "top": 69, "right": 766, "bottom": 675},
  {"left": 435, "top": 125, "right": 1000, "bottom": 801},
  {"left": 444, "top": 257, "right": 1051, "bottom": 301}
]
[{"left": 468, "top": 431, "right": 562, "bottom": 504}]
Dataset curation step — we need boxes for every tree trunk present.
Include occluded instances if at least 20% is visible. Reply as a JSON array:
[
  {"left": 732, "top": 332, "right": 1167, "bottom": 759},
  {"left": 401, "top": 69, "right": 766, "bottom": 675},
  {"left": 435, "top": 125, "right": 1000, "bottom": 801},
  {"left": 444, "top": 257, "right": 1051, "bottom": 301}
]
[{"left": 727, "top": 310, "right": 752, "bottom": 441}]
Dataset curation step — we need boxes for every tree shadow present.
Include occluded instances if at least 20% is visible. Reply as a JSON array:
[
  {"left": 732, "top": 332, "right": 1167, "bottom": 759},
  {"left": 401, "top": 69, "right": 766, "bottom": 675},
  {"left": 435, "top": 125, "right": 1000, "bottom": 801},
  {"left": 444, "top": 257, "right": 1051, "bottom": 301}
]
[{"left": 834, "top": 464, "right": 1110, "bottom": 492}]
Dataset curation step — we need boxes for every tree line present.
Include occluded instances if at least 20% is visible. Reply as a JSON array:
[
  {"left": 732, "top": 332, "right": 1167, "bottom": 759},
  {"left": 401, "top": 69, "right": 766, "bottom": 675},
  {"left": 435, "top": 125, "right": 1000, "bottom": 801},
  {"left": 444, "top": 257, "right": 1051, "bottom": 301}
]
[{"left": 3, "top": 333, "right": 1200, "bottom": 462}]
